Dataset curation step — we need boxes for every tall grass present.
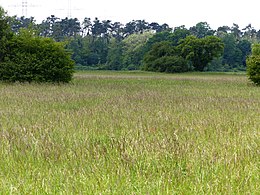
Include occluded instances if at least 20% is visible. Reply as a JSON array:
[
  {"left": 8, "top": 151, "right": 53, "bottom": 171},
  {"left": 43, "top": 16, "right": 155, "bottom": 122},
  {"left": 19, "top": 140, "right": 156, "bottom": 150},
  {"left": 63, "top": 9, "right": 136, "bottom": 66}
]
[{"left": 0, "top": 71, "right": 259, "bottom": 194}]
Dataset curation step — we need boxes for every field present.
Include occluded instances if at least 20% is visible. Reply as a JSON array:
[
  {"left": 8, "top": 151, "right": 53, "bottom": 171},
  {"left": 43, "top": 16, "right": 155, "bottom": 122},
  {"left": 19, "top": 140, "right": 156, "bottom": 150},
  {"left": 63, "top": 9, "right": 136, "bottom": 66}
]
[{"left": 0, "top": 71, "right": 259, "bottom": 194}]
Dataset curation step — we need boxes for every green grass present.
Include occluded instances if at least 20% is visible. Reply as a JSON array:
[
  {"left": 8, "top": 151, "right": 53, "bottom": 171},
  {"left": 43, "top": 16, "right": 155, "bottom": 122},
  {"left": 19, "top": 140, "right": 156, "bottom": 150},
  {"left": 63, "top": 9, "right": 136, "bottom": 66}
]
[{"left": 0, "top": 71, "right": 259, "bottom": 194}]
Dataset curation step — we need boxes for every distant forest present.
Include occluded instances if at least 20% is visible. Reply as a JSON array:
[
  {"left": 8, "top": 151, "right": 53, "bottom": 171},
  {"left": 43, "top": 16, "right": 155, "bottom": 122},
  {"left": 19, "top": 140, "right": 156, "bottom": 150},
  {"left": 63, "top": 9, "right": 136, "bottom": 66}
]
[{"left": 7, "top": 15, "right": 259, "bottom": 71}]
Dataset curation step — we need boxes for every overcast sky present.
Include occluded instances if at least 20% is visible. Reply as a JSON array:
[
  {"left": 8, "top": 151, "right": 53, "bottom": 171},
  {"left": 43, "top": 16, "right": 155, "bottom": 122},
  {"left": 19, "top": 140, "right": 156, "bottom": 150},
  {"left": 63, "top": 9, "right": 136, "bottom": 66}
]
[{"left": 0, "top": 0, "right": 259, "bottom": 30}]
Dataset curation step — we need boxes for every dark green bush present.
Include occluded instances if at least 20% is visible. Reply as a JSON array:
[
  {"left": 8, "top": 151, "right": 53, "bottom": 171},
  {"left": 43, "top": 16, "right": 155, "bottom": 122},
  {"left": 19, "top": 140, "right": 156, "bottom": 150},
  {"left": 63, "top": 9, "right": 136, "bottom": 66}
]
[
  {"left": 143, "top": 41, "right": 189, "bottom": 73},
  {"left": 145, "top": 55, "right": 188, "bottom": 73},
  {"left": 0, "top": 30, "right": 74, "bottom": 83},
  {"left": 246, "top": 44, "right": 260, "bottom": 85},
  {"left": 155, "top": 56, "right": 189, "bottom": 73}
]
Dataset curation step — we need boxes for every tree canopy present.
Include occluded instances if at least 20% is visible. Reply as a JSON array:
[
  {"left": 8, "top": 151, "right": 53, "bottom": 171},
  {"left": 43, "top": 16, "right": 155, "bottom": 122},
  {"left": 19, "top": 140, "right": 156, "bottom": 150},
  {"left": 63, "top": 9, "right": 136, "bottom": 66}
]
[
  {"left": 246, "top": 44, "right": 260, "bottom": 85},
  {"left": 2, "top": 7, "right": 260, "bottom": 74},
  {"left": 143, "top": 35, "right": 224, "bottom": 73},
  {"left": 178, "top": 36, "right": 224, "bottom": 71}
]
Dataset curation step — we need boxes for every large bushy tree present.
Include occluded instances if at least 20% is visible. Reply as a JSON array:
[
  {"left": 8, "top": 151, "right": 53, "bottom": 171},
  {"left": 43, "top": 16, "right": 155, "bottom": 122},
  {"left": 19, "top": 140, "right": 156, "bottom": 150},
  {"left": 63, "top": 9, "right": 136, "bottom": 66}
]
[
  {"left": 0, "top": 29, "right": 74, "bottom": 83},
  {"left": 143, "top": 34, "right": 224, "bottom": 73},
  {"left": 246, "top": 44, "right": 260, "bottom": 85},
  {"left": 122, "top": 32, "right": 153, "bottom": 70},
  {"left": 179, "top": 36, "right": 224, "bottom": 71},
  {"left": 143, "top": 41, "right": 189, "bottom": 73}
]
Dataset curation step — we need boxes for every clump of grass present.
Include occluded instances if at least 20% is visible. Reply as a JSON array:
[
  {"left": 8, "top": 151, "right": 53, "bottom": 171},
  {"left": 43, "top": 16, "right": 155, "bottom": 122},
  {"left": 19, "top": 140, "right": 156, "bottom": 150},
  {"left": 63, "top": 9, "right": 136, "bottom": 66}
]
[{"left": 0, "top": 72, "right": 259, "bottom": 194}]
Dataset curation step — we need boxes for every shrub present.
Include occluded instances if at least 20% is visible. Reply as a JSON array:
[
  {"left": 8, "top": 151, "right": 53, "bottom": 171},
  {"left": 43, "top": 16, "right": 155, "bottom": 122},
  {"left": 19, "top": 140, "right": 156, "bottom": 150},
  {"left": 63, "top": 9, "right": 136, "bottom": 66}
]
[
  {"left": 149, "top": 56, "right": 189, "bottom": 73},
  {"left": 246, "top": 44, "right": 260, "bottom": 85},
  {"left": 0, "top": 30, "right": 74, "bottom": 83}
]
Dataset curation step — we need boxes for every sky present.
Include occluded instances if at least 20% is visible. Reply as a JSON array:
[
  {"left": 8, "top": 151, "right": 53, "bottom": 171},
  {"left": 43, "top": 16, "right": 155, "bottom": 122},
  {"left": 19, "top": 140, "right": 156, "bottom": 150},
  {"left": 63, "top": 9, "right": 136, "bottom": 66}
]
[{"left": 0, "top": 0, "right": 259, "bottom": 30}]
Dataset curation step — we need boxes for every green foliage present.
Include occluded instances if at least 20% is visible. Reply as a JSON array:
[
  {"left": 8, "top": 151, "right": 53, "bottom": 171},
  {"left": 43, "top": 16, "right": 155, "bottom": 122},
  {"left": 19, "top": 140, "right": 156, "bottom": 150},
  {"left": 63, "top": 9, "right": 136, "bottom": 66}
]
[
  {"left": 179, "top": 36, "right": 224, "bottom": 71},
  {"left": 0, "top": 29, "right": 74, "bottom": 83},
  {"left": 222, "top": 34, "right": 243, "bottom": 69},
  {"left": 107, "top": 38, "right": 123, "bottom": 70},
  {"left": 143, "top": 31, "right": 173, "bottom": 51},
  {"left": 143, "top": 41, "right": 189, "bottom": 73},
  {"left": 142, "top": 28, "right": 190, "bottom": 55},
  {"left": 189, "top": 22, "right": 215, "bottom": 38},
  {"left": 149, "top": 56, "right": 189, "bottom": 73},
  {"left": 0, "top": 7, "right": 13, "bottom": 62},
  {"left": 122, "top": 32, "right": 153, "bottom": 69},
  {"left": 246, "top": 44, "right": 260, "bottom": 85},
  {"left": 237, "top": 39, "right": 252, "bottom": 66},
  {"left": 208, "top": 33, "right": 252, "bottom": 72},
  {"left": 171, "top": 26, "right": 191, "bottom": 45},
  {"left": 38, "top": 16, "right": 81, "bottom": 41},
  {"left": 89, "top": 37, "right": 109, "bottom": 65},
  {"left": 143, "top": 35, "right": 224, "bottom": 73},
  {"left": 5, "top": 13, "right": 258, "bottom": 72},
  {"left": 206, "top": 57, "right": 225, "bottom": 72},
  {"left": 66, "top": 35, "right": 91, "bottom": 66}
]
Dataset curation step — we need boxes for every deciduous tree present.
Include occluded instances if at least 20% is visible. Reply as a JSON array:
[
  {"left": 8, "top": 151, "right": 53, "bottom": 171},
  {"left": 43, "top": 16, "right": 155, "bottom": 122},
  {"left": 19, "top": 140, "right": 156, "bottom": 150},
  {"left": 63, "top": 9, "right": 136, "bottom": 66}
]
[
  {"left": 178, "top": 36, "right": 224, "bottom": 71},
  {"left": 246, "top": 44, "right": 260, "bottom": 85}
]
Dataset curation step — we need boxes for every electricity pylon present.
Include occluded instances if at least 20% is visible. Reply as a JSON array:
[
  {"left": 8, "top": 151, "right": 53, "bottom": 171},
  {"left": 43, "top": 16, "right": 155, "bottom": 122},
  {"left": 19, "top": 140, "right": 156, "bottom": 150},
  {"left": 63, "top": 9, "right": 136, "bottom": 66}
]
[{"left": 8, "top": 0, "right": 39, "bottom": 17}]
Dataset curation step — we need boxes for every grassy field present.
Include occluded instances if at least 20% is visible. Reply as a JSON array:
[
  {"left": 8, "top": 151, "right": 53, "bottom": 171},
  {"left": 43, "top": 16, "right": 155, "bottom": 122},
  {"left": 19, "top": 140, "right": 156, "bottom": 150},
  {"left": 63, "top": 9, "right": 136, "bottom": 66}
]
[{"left": 0, "top": 71, "right": 259, "bottom": 194}]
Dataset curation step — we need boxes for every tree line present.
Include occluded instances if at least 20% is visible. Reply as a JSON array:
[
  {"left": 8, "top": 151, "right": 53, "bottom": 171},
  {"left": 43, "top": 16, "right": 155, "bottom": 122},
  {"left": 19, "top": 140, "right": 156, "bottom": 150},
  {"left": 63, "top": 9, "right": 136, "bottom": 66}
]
[{"left": 4, "top": 13, "right": 260, "bottom": 72}]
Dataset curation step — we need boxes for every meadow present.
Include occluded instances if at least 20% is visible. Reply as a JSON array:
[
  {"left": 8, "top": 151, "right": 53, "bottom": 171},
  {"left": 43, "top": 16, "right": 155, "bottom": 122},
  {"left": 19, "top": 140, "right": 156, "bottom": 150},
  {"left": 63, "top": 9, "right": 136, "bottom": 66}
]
[{"left": 0, "top": 71, "right": 259, "bottom": 194}]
